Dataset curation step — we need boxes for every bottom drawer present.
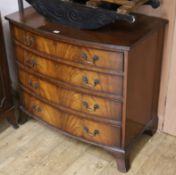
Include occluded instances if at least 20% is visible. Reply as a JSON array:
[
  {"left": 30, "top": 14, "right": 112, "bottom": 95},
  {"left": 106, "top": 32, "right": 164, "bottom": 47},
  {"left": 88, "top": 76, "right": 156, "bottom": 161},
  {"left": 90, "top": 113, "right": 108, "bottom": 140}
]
[{"left": 21, "top": 91, "right": 121, "bottom": 147}]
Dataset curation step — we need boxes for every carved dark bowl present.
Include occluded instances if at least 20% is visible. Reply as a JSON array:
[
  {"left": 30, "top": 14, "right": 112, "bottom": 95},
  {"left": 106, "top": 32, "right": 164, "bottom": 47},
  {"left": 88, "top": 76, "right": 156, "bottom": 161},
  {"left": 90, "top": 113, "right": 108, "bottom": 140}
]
[{"left": 25, "top": 0, "right": 160, "bottom": 29}]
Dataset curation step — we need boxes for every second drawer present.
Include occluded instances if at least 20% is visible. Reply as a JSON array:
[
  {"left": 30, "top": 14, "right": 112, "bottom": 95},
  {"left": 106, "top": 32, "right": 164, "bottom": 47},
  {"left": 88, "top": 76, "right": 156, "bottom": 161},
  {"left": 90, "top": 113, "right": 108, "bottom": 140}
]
[
  {"left": 16, "top": 47, "right": 123, "bottom": 95},
  {"left": 13, "top": 26, "right": 124, "bottom": 72},
  {"left": 19, "top": 69, "right": 122, "bottom": 121}
]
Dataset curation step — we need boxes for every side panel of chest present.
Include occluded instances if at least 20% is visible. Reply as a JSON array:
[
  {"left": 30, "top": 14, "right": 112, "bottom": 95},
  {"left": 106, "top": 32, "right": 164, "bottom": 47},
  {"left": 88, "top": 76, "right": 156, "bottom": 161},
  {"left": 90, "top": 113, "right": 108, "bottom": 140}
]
[{"left": 125, "top": 29, "right": 165, "bottom": 146}]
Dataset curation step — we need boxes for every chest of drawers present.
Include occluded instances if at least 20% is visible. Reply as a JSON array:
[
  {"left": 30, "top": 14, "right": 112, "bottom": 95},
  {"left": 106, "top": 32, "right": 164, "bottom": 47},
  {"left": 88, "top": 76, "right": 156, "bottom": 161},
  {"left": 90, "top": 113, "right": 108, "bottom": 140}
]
[{"left": 6, "top": 7, "right": 167, "bottom": 172}]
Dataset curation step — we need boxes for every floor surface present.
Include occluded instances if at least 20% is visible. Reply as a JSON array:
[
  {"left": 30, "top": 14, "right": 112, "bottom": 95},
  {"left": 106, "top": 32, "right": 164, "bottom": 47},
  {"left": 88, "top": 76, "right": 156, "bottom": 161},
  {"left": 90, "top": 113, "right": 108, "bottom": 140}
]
[{"left": 0, "top": 119, "right": 176, "bottom": 175}]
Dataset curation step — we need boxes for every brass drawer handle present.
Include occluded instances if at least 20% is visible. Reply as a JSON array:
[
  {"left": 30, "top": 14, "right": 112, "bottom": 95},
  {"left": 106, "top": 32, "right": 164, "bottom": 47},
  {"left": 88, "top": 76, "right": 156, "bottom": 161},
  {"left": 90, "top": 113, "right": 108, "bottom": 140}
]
[
  {"left": 31, "top": 104, "right": 42, "bottom": 113},
  {"left": 81, "top": 52, "right": 99, "bottom": 65},
  {"left": 82, "top": 101, "right": 99, "bottom": 112},
  {"left": 28, "top": 80, "right": 40, "bottom": 90},
  {"left": 83, "top": 127, "right": 100, "bottom": 137},
  {"left": 23, "top": 35, "right": 35, "bottom": 47},
  {"left": 82, "top": 76, "right": 100, "bottom": 88},
  {"left": 24, "top": 58, "right": 37, "bottom": 68}
]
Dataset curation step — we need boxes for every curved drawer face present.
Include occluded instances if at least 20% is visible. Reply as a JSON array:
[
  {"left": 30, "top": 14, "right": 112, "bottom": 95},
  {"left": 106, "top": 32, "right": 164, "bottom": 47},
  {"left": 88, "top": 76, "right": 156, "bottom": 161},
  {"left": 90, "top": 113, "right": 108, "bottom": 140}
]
[
  {"left": 16, "top": 47, "right": 123, "bottom": 95},
  {"left": 13, "top": 26, "right": 123, "bottom": 72},
  {"left": 19, "top": 69, "right": 122, "bottom": 121},
  {"left": 21, "top": 92, "right": 121, "bottom": 147}
]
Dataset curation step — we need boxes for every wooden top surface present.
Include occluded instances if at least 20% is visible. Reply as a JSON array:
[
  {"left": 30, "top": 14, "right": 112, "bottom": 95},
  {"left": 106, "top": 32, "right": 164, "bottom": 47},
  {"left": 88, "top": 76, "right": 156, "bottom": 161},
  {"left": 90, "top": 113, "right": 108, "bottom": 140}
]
[{"left": 6, "top": 7, "right": 167, "bottom": 51}]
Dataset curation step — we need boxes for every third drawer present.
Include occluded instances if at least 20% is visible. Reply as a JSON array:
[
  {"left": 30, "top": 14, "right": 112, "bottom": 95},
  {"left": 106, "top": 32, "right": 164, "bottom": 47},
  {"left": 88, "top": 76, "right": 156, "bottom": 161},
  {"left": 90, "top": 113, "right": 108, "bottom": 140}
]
[{"left": 18, "top": 68, "right": 122, "bottom": 122}]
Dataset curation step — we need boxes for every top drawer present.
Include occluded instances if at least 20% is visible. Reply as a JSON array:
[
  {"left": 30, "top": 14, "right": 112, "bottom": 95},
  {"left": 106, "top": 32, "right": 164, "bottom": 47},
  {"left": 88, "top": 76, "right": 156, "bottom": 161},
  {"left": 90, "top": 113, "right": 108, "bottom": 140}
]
[{"left": 12, "top": 26, "right": 124, "bottom": 72}]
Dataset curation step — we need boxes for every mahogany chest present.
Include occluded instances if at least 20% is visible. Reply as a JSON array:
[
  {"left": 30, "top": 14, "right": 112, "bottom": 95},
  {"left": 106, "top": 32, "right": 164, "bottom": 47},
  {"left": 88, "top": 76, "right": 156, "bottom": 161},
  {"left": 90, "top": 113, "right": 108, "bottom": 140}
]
[{"left": 6, "top": 7, "right": 167, "bottom": 172}]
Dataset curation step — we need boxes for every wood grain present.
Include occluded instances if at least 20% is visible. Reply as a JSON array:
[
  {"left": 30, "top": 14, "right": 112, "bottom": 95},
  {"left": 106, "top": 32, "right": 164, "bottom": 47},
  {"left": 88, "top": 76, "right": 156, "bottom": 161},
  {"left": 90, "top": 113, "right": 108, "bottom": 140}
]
[
  {"left": 13, "top": 26, "right": 124, "bottom": 72},
  {"left": 0, "top": 120, "right": 176, "bottom": 175},
  {"left": 136, "top": 0, "right": 176, "bottom": 134},
  {"left": 125, "top": 30, "right": 161, "bottom": 146},
  {"left": 21, "top": 91, "right": 121, "bottom": 147},
  {"left": 5, "top": 7, "right": 166, "bottom": 51},
  {"left": 15, "top": 47, "right": 123, "bottom": 95},
  {"left": 6, "top": 7, "right": 167, "bottom": 172},
  {"left": 18, "top": 69, "right": 122, "bottom": 121}
]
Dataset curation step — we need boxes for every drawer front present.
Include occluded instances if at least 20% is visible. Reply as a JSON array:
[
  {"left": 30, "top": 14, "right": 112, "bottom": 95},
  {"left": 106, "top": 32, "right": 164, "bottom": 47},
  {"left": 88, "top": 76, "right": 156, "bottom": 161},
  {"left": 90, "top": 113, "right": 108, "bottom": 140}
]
[
  {"left": 13, "top": 26, "right": 123, "bottom": 72},
  {"left": 21, "top": 91, "right": 121, "bottom": 146},
  {"left": 16, "top": 47, "right": 123, "bottom": 95},
  {"left": 19, "top": 69, "right": 122, "bottom": 121}
]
